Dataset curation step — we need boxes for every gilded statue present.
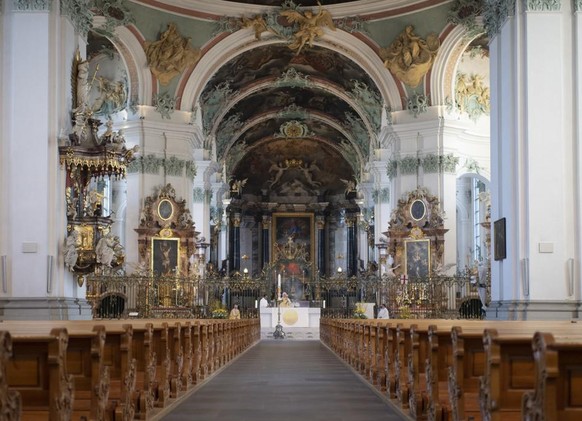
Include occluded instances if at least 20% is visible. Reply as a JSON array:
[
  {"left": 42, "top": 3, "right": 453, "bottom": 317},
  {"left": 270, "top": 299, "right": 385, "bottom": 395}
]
[
  {"left": 145, "top": 23, "right": 201, "bottom": 86},
  {"left": 280, "top": 2, "right": 336, "bottom": 55},
  {"left": 380, "top": 25, "right": 440, "bottom": 88},
  {"left": 240, "top": 15, "right": 270, "bottom": 40}
]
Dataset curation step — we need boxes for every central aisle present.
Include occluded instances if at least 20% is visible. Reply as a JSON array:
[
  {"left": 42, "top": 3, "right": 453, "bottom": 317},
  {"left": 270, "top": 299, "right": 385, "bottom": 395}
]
[{"left": 162, "top": 340, "right": 409, "bottom": 421}]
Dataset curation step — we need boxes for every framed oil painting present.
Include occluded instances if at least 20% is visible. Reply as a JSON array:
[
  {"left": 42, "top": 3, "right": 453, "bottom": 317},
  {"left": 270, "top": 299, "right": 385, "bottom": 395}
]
[
  {"left": 494, "top": 217, "right": 506, "bottom": 261},
  {"left": 152, "top": 237, "right": 180, "bottom": 276},
  {"left": 272, "top": 213, "right": 314, "bottom": 285},
  {"left": 405, "top": 239, "right": 430, "bottom": 280}
]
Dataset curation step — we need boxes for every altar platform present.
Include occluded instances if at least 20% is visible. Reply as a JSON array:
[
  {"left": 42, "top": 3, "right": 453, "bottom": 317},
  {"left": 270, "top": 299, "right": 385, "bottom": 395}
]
[{"left": 259, "top": 307, "right": 320, "bottom": 340}]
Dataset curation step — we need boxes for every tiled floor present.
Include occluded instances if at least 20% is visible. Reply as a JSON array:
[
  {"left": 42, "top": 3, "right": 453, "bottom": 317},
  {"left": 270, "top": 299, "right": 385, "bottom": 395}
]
[{"left": 161, "top": 340, "right": 409, "bottom": 421}]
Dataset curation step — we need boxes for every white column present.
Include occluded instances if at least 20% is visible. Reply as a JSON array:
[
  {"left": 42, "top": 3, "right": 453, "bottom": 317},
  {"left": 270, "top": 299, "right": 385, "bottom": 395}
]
[{"left": 490, "top": 2, "right": 579, "bottom": 318}]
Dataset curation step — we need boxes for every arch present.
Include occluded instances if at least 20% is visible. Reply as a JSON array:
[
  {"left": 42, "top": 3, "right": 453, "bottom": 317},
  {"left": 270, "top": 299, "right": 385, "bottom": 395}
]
[
  {"left": 180, "top": 28, "right": 401, "bottom": 114},
  {"left": 430, "top": 23, "right": 487, "bottom": 108},
  {"left": 104, "top": 21, "right": 154, "bottom": 106}
]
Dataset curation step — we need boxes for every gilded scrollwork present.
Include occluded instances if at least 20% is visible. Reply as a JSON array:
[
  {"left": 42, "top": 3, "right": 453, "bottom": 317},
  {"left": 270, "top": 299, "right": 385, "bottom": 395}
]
[
  {"left": 145, "top": 23, "right": 201, "bottom": 86},
  {"left": 380, "top": 25, "right": 440, "bottom": 88}
]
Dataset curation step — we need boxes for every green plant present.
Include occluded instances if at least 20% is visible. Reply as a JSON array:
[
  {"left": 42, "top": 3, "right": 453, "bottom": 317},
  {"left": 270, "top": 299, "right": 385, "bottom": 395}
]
[{"left": 352, "top": 304, "right": 368, "bottom": 319}]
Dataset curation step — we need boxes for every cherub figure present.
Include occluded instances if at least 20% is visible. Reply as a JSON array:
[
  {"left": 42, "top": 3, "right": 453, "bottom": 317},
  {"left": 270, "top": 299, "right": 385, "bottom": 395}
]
[{"left": 280, "top": 2, "right": 336, "bottom": 55}]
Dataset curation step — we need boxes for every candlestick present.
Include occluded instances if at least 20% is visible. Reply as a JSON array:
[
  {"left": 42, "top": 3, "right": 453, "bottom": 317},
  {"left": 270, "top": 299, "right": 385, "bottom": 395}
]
[
  {"left": 323, "top": 300, "right": 326, "bottom": 309},
  {"left": 254, "top": 300, "right": 258, "bottom": 308}
]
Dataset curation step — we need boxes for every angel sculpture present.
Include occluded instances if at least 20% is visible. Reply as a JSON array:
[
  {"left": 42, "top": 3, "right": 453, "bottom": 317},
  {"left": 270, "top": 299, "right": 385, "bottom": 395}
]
[
  {"left": 385, "top": 264, "right": 401, "bottom": 277},
  {"left": 340, "top": 178, "right": 357, "bottom": 194},
  {"left": 240, "top": 15, "right": 270, "bottom": 40},
  {"left": 230, "top": 178, "right": 248, "bottom": 195},
  {"left": 280, "top": 2, "right": 336, "bottom": 55}
]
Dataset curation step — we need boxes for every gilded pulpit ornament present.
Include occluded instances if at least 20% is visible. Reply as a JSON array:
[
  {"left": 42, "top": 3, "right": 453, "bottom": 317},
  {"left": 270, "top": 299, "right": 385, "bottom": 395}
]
[
  {"left": 380, "top": 25, "right": 440, "bottom": 88},
  {"left": 280, "top": 2, "right": 336, "bottom": 55},
  {"left": 145, "top": 23, "right": 201, "bottom": 86}
]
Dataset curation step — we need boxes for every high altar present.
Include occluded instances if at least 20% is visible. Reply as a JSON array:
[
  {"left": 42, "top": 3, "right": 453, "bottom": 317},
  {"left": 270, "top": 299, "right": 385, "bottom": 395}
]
[{"left": 260, "top": 307, "right": 321, "bottom": 329}]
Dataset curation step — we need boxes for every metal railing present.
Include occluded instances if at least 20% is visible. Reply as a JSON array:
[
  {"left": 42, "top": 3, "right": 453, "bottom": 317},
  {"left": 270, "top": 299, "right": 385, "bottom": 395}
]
[{"left": 86, "top": 270, "right": 489, "bottom": 320}]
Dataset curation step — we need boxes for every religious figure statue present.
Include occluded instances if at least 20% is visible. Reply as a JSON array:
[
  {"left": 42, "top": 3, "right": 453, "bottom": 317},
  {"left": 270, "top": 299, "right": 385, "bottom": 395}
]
[
  {"left": 144, "top": 23, "right": 201, "bottom": 85},
  {"left": 92, "top": 76, "right": 127, "bottom": 116},
  {"left": 380, "top": 25, "right": 440, "bottom": 88},
  {"left": 280, "top": 2, "right": 336, "bottom": 55},
  {"left": 340, "top": 178, "right": 357, "bottom": 194},
  {"left": 74, "top": 57, "right": 90, "bottom": 114},
  {"left": 65, "top": 187, "right": 78, "bottom": 220},
  {"left": 64, "top": 230, "right": 79, "bottom": 272},
  {"left": 95, "top": 233, "right": 116, "bottom": 267}
]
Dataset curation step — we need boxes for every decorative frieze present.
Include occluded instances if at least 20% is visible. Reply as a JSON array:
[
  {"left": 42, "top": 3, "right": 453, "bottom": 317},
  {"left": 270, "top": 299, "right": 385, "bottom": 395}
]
[
  {"left": 193, "top": 188, "right": 205, "bottom": 203},
  {"left": 60, "top": 0, "right": 93, "bottom": 36},
  {"left": 400, "top": 156, "right": 420, "bottom": 175},
  {"left": 387, "top": 153, "right": 459, "bottom": 178},
  {"left": 483, "top": 0, "right": 516, "bottom": 39},
  {"left": 373, "top": 188, "right": 390, "bottom": 204},
  {"left": 14, "top": 0, "right": 51, "bottom": 11},
  {"left": 128, "top": 154, "right": 198, "bottom": 179},
  {"left": 525, "top": 0, "right": 561, "bottom": 10}
]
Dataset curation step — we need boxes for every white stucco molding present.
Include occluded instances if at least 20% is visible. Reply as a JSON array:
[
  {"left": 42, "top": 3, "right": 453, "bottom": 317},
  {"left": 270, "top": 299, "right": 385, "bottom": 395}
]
[
  {"left": 430, "top": 24, "right": 484, "bottom": 108},
  {"left": 107, "top": 22, "right": 153, "bottom": 106}
]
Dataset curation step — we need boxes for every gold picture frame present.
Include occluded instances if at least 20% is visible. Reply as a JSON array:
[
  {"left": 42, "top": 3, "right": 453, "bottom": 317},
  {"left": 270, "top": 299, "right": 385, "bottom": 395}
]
[{"left": 151, "top": 237, "right": 180, "bottom": 276}]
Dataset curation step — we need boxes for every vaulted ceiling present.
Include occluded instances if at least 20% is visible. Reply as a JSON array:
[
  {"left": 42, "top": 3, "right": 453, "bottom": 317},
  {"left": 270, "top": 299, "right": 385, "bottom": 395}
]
[{"left": 200, "top": 42, "right": 383, "bottom": 197}]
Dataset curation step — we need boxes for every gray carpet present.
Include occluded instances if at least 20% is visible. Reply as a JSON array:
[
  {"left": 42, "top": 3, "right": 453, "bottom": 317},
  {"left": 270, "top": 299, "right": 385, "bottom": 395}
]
[{"left": 162, "top": 340, "right": 409, "bottom": 421}]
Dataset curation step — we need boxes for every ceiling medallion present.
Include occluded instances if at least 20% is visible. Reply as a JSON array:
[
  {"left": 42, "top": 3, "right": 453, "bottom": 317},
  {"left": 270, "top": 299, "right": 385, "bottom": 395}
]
[{"left": 280, "top": 120, "right": 308, "bottom": 138}]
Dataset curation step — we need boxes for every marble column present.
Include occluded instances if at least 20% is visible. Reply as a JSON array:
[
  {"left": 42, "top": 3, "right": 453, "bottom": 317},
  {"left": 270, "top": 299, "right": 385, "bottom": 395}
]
[
  {"left": 229, "top": 212, "right": 241, "bottom": 273},
  {"left": 346, "top": 213, "right": 358, "bottom": 277}
]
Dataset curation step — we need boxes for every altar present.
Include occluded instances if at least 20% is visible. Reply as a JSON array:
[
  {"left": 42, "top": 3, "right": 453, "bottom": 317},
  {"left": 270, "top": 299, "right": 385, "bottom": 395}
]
[{"left": 260, "top": 307, "right": 321, "bottom": 329}]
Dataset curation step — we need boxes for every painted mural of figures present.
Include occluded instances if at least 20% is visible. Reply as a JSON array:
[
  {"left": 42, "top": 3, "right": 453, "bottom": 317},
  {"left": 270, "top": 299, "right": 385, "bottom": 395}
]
[{"left": 64, "top": 230, "right": 79, "bottom": 272}]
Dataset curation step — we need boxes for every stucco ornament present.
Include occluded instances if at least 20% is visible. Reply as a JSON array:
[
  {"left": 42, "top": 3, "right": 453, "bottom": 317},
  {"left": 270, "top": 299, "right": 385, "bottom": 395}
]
[
  {"left": 145, "top": 23, "right": 201, "bottom": 86},
  {"left": 380, "top": 25, "right": 440, "bottom": 88}
]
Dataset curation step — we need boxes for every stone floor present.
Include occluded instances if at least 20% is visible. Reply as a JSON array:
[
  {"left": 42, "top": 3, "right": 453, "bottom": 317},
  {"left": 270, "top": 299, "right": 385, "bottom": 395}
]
[{"left": 159, "top": 340, "right": 410, "bottom": 421}]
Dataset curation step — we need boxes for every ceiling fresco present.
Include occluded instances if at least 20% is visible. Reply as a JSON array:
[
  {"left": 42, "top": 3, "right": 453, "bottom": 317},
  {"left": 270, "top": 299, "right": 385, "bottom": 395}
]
[
  {"left": 201, "top": 42, "right": 382, "bottom": 200},
  {"left": 233, "top": 138, "right": 354, "bottom": 197}
]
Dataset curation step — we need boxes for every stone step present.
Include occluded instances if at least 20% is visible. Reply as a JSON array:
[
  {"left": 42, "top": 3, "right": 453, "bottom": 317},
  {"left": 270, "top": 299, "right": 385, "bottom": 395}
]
[{"left": 260, "top": 327, "right": 320, "bottom": 340}]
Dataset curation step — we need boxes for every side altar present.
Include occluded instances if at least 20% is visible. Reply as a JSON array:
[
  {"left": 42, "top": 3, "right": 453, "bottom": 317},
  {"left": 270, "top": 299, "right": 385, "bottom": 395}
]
[{"left": 260, "top": 307, "right": 321, "bottom": 329}]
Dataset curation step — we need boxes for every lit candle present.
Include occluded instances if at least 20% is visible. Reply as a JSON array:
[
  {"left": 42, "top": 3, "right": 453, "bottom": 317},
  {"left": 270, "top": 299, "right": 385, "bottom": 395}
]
[
  {"left": 255, "top": 300, "right": 258, "bottom": 308},
  {"left": 277, "top": 273, "right": 282, "bottom": 300},
  {"left": 323, "top": 300, "right": 326, "bottom": 309}
]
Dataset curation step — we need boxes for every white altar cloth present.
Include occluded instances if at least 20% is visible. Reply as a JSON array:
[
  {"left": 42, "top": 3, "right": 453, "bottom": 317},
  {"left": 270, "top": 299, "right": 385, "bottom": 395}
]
[{"left": 260, "top": 307, "right": 321, "bottom": 328}]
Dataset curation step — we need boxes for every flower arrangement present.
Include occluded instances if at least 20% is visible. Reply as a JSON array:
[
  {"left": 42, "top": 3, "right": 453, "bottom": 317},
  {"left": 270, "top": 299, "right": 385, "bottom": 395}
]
[
  {"left": 352, "top": 304, "right": 368, "bottom": 319},
  {"left": 211, "top": 308, "right": 228, "bottom": 319}
]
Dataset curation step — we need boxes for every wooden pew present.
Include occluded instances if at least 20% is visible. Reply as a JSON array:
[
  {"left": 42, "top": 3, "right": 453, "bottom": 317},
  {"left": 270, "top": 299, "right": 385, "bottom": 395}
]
[
  {"left": 0, "top": 330, "right": 21, "bottom": 419},
  {"left": 5, "top": 326, "right": 74, "bottom": 420},
  {"left": 522, "top": 332, "right": 582, "bottom": 421}
]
